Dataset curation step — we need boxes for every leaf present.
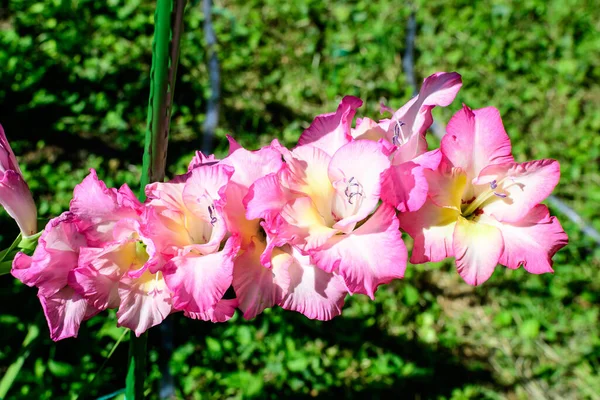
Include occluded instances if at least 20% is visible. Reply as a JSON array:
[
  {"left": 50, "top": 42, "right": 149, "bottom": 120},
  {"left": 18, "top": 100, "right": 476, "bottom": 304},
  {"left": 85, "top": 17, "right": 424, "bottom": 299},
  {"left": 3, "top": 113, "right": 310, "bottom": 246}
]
[{"left": 0, "top": 324, "right": 40, "bottom": 399}]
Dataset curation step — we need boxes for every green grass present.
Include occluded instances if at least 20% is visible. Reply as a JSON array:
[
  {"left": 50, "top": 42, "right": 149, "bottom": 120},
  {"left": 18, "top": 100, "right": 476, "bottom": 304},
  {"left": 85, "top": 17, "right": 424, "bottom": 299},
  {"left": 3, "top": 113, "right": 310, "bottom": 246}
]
[{"left": 0, "top": 0, "right": 599, "bottom": 398}]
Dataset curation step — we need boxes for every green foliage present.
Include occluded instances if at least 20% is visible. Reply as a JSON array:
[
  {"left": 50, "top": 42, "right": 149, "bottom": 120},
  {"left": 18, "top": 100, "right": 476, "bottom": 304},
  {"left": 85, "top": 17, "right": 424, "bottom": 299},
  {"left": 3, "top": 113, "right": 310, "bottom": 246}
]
[{"left": 0, "top": 0, "right": 599, "bottom": 399}]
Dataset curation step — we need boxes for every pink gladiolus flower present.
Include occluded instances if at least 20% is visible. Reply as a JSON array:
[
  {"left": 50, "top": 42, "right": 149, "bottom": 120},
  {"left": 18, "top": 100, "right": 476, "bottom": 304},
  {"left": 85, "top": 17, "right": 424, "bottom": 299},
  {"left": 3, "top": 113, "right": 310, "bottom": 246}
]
[
  {"left": 189, "top": 138, "right": 348, "bottom": 320},
  {"left": 398, "top": 105, "right": 568, "bottom": 285},
  {"left": 12, "top": 212, "right": 99, "bottom": 340},
  {"left": 247, "top": 138, "right": 407, "bottom": 298},
  {"left": 353, "top": 72, "right": 462, "bottom": 212},
  {"left": 13, "top": 170, "right": 174, "bottom": 339},
  {"left": 144, "top": 163, "right": 240, "bottom": 321},
  {"left": 0, "top": 124, "right": 37, "bottom": 236}
]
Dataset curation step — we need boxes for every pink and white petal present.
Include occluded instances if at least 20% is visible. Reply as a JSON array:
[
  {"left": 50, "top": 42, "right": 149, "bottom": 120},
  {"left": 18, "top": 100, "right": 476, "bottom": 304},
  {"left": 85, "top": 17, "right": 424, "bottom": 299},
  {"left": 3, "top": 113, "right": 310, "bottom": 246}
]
[
  {"left": 68, "top": 243, "right": 134, "bottom": 310},
  {"left": 480, "top": 205, "right": 568, "bottom": 274},
  {"left": 0, "top": 124, "right": 22, "bottom": 173},
  {"left": 329, "top": 140, "right": 390, "bottom": 226},
  {"left": 279, "top": 246, "right": 347, "bottom": 320},
  {"left": 221, "top": 140, "right": 283, "bottom": 189},
  {"left": 280, "top": 196, "right": 337, "bottom": 250},
  {"left": 453, "top": 217, "right": 504, "bottom": 286},
  {"left": 244, "top": 173, "right": 292, "bottom": 221},
  {"left": 392, "top": 130, "right": 430, "bottom": 164},
  {"left": 284, "top": 145, "right": 335, "bottom": 223},
  {"left": 117, "top": 270, "right": 172, "bottom": 336},
  {"left": 380, "top": 161, "right": 428, "bottom": 213},
  {"left": 184, "top": 298, "right": 239, "bottom": 322},
  {"left": 182, "top": 163, "right": 234, "bottom": 220},
  {"left": 391, "top": 72, "right": 462, "bottom": 139},
  {"left": 0, "top": 170, "right": 37, "bottom": 236},
  {"left": 232, "top": 240, "right": 287, "bottom": 319},
  {"left": 351, "top": 117, "right": 387, "bottom": 141},
  {"left": 297, "top": 96, "right": 363, "bottom": 156},
  {"left": 398, "top": 199, "right": 459, "bottom": 264},
  {"left": 71, "top": 170, "right": 140, "bottom": 244},
  {"left": 311, "top": 203, "right": 406, "bottom": 299},
  {"left": 12, "top": 212, "right": 86, "bottom": 297},
  {"left": 475, "top": 159, "right": 561, "bottom": 223},
  {"left": 442, "top": 105, "right": 514, "bottom": 179},
  {"left": 163, "top": 236, "right": 239, "bottom": 314},
  {"left": 39, "top": 287, "right": 97, "bottom": 341},
  {"left": 188, "top": 151, "right": 219, "bottom": 171},
  {"left": 68, "top": 266, "right": 121, "bottom": 310},
  {"left": 425, "top": 167, "right": 468, "bottom": 210},
  {"left": 413, "top": 148, "right": 443, "bottom": 170}
]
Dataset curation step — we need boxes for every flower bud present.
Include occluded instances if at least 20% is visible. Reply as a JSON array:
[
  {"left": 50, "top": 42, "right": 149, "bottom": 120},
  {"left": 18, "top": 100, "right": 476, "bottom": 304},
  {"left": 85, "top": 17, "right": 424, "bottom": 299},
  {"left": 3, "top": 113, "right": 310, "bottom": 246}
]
[{"left": 0, "top": 125, "right": 37, "bottom": 236}]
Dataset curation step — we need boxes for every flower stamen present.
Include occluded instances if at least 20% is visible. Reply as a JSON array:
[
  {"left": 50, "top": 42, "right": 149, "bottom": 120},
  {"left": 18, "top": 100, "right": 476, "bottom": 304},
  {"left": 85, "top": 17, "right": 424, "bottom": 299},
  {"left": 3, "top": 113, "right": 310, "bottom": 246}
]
[{"left": 344, "top": 177, "right": 364, "bottom": 205}]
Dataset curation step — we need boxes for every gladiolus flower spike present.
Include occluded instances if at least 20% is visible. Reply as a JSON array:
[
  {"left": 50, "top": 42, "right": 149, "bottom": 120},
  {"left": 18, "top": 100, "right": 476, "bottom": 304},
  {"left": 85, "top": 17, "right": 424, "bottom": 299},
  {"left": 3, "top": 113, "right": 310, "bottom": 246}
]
[{"left": 8, "top": 72, "right": 567, "bottom": 340}]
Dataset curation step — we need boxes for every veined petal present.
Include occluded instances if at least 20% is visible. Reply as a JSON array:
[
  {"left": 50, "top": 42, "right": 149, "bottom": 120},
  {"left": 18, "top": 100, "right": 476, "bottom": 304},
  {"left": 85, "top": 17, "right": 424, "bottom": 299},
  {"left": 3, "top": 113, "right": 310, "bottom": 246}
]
[
  {"left": 380, "top": 161, "right": 427, "bottom": 213},
  {"left": 12, "top": 212, "right": 86, "bottom": 297},
  {"left": 311, "top": 203, "right": 406, "bottom": 299},
  {"left": 117, "top": 270, "right": 172, "bottom": 336},
  {"left": 442, "top": 105, "right": 514, "bottom": 180},
  {"left": 0, "top": 170, "right": 37, "bottom": 236},
  {"left": 182, "top": 163, "right": 234, "bottom": 220},
  {"left": 232, "top": 239, "right": 286, "bottom": 319},
  {"left": 278, "top": 246, "right": 347, "bottom": 320},
  {"left": 328, "top": 140, "right": 390, "bottom": 228},
  {"left": 475, "top": 159, "right": 561, "bottom": 223},
  {"left": 280, "top": 196, "right": 337, "bottom": 251},
  {"left": 71, "top": 169, "right": 141, "bottom": 245},
  {"left": 284, "top": 145, "right": 335, "bottom": 224},
  {"left": 184, "top": 298, "right": 238, "bottom": 322},
  {"left": 188, "top": 151, "right": 219, "bottom": 171},
  {"left": 425, "top": 167, "right": 468, "bottom": 210},
  {"left": 386, "top": 72, "right": 462, "bottom": 161},
  {"left": 298, "top": 96, "right": 363, "bottom": 156},
  {"left": 398, "top": 199, "right": 458, "bottom": 264},
  {"left": 351, "top": 117, "right": 387, "bottom": 141},
  {"left": 69, "top": 242, "right": 136, "bottom": 310},
  {"left": 479, "top": 205, "right": 568, "bottom": 274},
  {"left": 39, "top": 287, "right": 99, "bottom": 341},
  {"left": 163, "top": 236, "right": 239, "bottom": 314},
  {"left": 453, "top": 217, "right": 504, "bottom": 286},
  {"left": 221, "top": 138, "right": 283, "bottom": 189},
  {"left": 244, "top": 173, "right": 292, "bottom": 221}
]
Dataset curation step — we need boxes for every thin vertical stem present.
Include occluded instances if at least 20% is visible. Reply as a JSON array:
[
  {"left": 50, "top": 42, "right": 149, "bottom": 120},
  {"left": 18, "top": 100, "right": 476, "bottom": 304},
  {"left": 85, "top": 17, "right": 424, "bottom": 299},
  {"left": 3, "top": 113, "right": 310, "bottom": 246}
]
[
  {"left": 126, "top": 332, "right": 148, "bottom": 400},
  {"left": 127, "top": 1, "right": 187, "bottom": 399}
]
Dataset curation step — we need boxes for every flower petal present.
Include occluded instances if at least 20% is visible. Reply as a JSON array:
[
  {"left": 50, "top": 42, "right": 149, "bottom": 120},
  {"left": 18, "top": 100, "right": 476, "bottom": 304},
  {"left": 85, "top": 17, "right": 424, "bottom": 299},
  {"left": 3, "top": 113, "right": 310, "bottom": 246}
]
[
  {"left": 328, "top": 140, "right": 390, "bottom": 229},
  {"left": 311, "top": 203, "right": 406, "bottom": 298},
  {"left": 297, "top": 96, "right": 363, "bottom": 156},
  {"left": 117, "top": 270, "right": 172, "bottom": 336},
  {"left": 163, "top": 236, "right": 239, "bottom": 314},
  {"left": 475, "top": 159, "right": 561, "bottom": 223},
  {"left": 398, "top": 199, "right": 458, "bottom": 263},
  {"left": 39, "top": 287, "right": 98, "bottom": 341},
  {"left": 453, "top": 217, "right": 504, "bottom": 285},
  {"left": 12, "top": 212, "right": 86, "bottom": 297},
  {"left": 278, "top": 246, "right": 347, "bottom": 320},
  {"left": 245, "top": 173, "right": 291, "bottom": 221},
  {"left": 232, "top": 239, "right": 286, "bottom": 319},
  {"left": 71, "top": 169, "right": 141, "bottom": 245},
  {"left": 280, "top": 196, "right": 337, "bottom": 251},
  {"left": 425, "top": 167, "right": 468, "bottom": 210},
  {"left": 221, "top": 139, "right": 283, "bottom": 189},
  {"left": 0, "top": 170, "right": 37, "bottom": 236},
  {"left": 442, "top": 105, "right": 514, "bottom": 180},
  {"left": 184, "top": 298, "right": 239, "bottom": 322},
  {"left": 480, "top": 205, "right": 568, "bottom": 274}
]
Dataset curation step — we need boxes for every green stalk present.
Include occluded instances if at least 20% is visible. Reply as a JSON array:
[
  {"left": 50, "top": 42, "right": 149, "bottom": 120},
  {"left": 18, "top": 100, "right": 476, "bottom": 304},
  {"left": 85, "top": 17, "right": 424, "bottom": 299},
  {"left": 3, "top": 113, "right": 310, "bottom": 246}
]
[
  {"left": 139, "top": 0, "right": 187, "bottom": 200},
  {"left": 127, "top": 1, "right": 187, "bottom": 398}
]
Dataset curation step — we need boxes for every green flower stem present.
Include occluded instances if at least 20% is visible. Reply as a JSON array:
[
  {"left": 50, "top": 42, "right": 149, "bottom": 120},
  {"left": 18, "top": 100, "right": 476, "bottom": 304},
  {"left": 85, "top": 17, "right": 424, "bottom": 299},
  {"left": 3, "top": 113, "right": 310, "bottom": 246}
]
[{"left": 127, "top": 0, "right": 187, "bottom": 398}]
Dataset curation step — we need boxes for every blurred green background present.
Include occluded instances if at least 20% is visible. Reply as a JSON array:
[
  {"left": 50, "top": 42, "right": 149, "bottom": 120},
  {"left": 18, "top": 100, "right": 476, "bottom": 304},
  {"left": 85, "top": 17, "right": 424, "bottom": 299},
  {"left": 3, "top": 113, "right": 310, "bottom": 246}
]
[{"left": 1, "top": 0, "right": 600, "bottom": 398}]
